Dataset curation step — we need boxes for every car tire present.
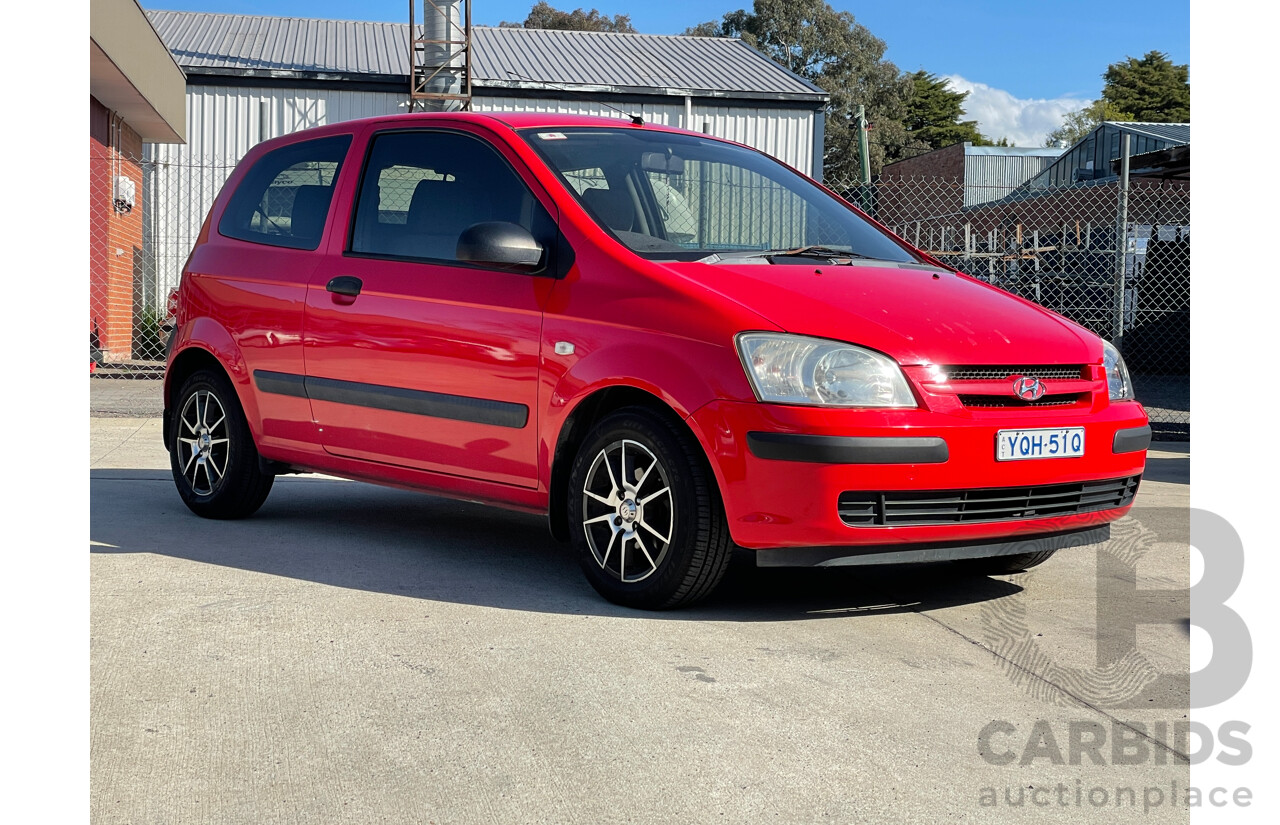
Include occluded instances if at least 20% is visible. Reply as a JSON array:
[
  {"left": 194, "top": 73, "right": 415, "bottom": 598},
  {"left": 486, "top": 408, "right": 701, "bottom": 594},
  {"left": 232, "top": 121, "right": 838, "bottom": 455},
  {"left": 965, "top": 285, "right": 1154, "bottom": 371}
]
[
  {"left": 568, "top": 407, "right": 733, "bottom": 609},
  {"left": 956, "top": 549, "right": 1058, "bottom": 575},
  {"left": 169, "top": 368, "right": 274, "bottom": 519}
]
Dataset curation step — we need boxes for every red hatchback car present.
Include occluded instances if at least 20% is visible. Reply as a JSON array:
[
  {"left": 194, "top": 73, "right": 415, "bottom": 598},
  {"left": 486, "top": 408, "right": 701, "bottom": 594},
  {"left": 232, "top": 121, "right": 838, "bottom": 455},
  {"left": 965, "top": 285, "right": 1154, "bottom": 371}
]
[{"left": 164, "top": 112, "right": 1151, "bottom": 609}]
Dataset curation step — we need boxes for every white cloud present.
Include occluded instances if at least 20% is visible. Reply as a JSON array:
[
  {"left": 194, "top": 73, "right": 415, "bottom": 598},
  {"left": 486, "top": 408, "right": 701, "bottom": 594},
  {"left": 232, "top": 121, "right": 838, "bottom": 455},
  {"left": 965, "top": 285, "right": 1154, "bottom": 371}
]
[{"left": 942, "top": 75, "right": 1091, "bottom": 148}]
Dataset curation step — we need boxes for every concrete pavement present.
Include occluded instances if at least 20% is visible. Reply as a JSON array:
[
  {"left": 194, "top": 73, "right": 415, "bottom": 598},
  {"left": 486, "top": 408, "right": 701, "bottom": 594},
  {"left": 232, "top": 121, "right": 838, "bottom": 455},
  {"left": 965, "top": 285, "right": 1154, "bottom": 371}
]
[{"left": 90, "top": 388, "right": 1193, "bottom": 823}]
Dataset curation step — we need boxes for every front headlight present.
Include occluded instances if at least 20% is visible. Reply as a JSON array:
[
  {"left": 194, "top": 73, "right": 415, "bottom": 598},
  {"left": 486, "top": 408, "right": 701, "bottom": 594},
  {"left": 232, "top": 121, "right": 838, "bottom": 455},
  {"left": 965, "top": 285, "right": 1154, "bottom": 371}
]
[
  {"left": 1102, "top": 340, "right": 1135, "bottom": 401},
  {"left": 736, "top": 333, "right": 916, "bottom": 407}
]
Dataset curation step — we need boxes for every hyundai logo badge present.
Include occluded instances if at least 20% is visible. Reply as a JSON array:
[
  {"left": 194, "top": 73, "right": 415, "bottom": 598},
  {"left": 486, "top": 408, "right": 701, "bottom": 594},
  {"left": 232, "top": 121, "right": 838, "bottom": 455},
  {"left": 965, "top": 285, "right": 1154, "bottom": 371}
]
[{"left": 1013, "top": 376, "right": 1046, "bottom": 401}]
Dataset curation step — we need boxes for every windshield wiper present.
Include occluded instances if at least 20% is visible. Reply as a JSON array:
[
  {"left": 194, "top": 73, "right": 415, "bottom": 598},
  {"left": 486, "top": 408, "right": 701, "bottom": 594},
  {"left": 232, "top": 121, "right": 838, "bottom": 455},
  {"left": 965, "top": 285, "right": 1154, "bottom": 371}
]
[
  {"left": 770, "top": 245, "right": 875, "bottom": 260},
  {"left": 698, "top": 245, "right": 882, "bottom": 264}
]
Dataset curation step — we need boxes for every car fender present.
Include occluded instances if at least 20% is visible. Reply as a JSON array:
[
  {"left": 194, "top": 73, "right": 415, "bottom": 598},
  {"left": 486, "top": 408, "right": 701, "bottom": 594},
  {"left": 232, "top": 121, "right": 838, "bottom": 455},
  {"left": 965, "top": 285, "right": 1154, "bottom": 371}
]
[
  {"left": 166, "top": 316, "right": 263, "bottom": 436},
  {"left": 542, "top": 335, "right": 751, "bottom": 492}
]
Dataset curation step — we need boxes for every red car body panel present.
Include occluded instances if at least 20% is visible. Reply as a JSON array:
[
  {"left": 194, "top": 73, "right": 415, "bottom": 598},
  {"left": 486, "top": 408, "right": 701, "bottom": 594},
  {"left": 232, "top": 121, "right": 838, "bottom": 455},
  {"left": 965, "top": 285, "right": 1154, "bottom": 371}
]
[
  {"left": 166, "top": 111, "right": 1150, "bottom": 556},
  {"left": 665, "top": 260, "right": 1100, "bottom": 367}
]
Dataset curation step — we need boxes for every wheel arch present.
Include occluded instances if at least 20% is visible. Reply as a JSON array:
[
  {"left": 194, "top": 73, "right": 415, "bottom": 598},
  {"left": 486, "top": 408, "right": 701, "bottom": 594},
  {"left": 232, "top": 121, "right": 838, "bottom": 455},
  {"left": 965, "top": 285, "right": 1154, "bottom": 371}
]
[
  {"left": 547, "top": 384, "right": 717, "bottom": 542},
  {"left": 163, "top": 334, "right": 254, "bottom": 451}
]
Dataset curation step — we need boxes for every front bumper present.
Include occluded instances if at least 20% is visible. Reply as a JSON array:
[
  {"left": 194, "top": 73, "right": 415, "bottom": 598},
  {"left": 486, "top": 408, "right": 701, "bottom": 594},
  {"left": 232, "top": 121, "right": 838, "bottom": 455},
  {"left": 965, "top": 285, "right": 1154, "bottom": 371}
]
[
  {"left": 756, "top": 524, "right": 1110, "bottom": 567},
  {"left": 688, "top": 398, "right": 1150, "bottom": 551}
]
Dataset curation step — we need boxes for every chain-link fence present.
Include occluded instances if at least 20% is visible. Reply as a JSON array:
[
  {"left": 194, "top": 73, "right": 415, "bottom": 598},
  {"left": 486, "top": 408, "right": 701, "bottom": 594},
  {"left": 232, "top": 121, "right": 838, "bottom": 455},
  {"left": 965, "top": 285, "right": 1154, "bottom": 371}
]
[
  {"left": 90, "top": 151, "right": 238, "bottom": 374},
  {"left": 829, "top": 173, "right": 1190, "bottom": 439},
  {"left": 90, "top": 152, "right": 1189, "bottom": 438}
]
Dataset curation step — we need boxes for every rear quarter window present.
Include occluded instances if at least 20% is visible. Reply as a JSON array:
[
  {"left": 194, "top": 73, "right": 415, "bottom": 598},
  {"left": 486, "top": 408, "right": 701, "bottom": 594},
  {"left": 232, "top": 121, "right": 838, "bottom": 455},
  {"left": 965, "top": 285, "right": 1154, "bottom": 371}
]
[{"left": 219, "top": 135, "right": 353, "bottom": 250}]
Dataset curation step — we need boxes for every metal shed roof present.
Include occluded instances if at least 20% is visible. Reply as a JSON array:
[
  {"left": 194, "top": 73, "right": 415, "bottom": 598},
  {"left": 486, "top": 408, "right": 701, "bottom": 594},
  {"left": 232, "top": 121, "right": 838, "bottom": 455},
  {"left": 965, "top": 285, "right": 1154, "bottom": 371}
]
[
  {"left": 1104, "top": 121, "right": 1190, "bottom": 145},
  {"left": 963, "top": 145, "right": 1062, "bottom": 157},
  {"left": 145, "top": 10, "right": 828, "bottom": 103}
]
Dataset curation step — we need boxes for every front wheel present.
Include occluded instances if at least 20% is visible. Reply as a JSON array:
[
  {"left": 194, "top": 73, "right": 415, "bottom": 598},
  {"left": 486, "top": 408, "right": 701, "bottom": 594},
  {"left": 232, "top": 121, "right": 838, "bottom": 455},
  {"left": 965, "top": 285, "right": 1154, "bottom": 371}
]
[
  {"left": 169, "top": 369, "right": 274, "bottom": 519},
  {"left": 568, "top": 408, "right": 733, "bottom": 610}
]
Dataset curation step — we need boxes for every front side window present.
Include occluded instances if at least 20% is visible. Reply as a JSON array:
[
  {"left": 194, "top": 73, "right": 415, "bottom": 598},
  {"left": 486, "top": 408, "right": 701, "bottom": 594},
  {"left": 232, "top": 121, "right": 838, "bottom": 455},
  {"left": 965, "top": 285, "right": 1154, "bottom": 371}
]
[
  {"left": 219, "top": 135, "right": 351, "bottom": 250},
  {"left": 349, "top": 130, "right": 555, "bottom": 264},
  {"left": 521, "top": 128, "right": 915, "bottom": 263}
]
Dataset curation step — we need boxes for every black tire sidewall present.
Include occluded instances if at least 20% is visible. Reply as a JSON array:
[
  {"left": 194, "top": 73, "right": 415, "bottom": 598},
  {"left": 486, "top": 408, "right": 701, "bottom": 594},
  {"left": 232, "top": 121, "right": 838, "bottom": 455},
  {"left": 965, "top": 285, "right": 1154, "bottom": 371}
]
[{"left": 169, "top": 369, "right": 271, "bottom": 518}]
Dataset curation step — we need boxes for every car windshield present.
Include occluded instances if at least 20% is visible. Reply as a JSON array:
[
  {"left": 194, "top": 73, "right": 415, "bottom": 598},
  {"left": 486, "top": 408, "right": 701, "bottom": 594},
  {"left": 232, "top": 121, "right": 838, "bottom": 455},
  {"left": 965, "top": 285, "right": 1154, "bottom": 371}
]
[{"left": 520, "top": 127, "right": 916, "bottom": 264}]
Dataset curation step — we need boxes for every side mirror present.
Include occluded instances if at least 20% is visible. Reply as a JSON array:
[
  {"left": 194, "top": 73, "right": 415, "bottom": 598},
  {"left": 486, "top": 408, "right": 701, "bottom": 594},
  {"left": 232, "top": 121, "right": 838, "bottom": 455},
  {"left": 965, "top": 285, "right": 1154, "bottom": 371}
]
[{"left": 456, "top": 222, "right": 545, "bottom": 272}]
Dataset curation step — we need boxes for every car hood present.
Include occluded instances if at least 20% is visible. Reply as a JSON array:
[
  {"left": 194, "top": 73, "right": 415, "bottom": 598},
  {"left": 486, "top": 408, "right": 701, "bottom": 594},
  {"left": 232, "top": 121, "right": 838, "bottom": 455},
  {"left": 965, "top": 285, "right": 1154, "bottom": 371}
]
[{"left": 662, "top": 259, "right": 1100, "bottom": 366}]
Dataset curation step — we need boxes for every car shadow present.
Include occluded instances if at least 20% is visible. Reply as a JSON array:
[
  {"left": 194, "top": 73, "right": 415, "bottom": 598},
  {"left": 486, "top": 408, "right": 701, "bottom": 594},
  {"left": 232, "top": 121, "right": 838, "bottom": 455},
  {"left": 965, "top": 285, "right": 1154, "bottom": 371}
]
[
  {"left": 90, "top": 470, "right": 1022, "bottom": 621},
  {"left": 1143, "top": 453, "right": 1190, "bottom": 485}
]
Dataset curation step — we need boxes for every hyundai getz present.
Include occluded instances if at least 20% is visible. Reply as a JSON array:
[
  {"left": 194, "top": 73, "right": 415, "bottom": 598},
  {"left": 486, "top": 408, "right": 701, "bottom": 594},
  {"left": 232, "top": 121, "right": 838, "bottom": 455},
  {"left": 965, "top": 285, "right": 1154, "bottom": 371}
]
[{"left": 164, "top": 112, "right": 1151, "bottom": 609}]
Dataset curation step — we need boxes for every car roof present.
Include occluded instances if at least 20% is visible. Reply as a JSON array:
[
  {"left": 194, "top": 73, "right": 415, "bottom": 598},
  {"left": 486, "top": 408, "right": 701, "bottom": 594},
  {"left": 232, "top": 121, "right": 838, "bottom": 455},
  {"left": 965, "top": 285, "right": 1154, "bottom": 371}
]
[{"left": 258, "top": 111, "right": 699, "bottom": 147}]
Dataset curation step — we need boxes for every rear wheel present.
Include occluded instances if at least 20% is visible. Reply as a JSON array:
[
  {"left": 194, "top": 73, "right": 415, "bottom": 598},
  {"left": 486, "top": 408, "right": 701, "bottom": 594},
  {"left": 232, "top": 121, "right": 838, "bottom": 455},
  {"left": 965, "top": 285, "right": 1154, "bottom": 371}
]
[
  {"left": 568, "top": 408, "right": 732, "bottom": 609},
  {"left": 169, "top": 369, "right": 274, "bottom": 519},
  {"left": 956, "top": 549, "right": 1058, "bottom": 575}
]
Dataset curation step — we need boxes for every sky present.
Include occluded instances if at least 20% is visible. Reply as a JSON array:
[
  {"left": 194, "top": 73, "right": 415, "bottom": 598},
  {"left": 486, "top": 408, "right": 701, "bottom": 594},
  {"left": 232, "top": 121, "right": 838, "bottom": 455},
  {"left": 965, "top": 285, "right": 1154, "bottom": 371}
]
[{"left": 147, "top": 1, "right": 1190, "bottom": 147}]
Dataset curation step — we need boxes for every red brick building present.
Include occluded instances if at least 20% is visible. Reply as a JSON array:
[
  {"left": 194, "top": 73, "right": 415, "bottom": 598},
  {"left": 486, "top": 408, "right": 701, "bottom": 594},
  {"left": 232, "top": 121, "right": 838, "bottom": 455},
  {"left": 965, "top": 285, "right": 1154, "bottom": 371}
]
[{"left": 90, "top": 0, "right": 185, "bottom": 363}]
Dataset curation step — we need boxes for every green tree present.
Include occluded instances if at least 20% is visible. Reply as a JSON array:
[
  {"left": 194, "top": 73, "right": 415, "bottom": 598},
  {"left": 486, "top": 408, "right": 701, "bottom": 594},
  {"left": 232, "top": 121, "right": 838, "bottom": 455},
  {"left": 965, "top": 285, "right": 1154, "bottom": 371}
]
[
  {"left": 682, "top": 21, "right": 722, "bottom": 37},
  {"left": 687, "top": 0, "right": 911, "bottom": 180},
  {"left": 1043, "top": 51, "right": 1188, "bottom": 148},
  {"left": 500, "top": 2, "right": 637, "bottom": 33},
  {"left": 1043, "top": 99, "right": 1133, "bottom": 148},
  {"left": 903, "top": 71, "right": 996, "bottom": 151},
  {"left": 1101, "top": 50, "right": 1190, "bottom": 122}
]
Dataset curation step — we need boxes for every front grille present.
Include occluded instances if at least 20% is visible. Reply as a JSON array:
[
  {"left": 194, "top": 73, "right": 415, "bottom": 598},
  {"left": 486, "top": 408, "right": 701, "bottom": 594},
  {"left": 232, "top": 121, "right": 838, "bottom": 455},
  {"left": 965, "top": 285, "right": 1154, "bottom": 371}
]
[
  {"left": 959, "top": 394, "right": 1083, "bottom": 408},
  {"left": 838, "top": 476, "right": 1141, "bottom": 526},
  {"left": 944, "top": 365, "right": 1086, "bottom": 381}
]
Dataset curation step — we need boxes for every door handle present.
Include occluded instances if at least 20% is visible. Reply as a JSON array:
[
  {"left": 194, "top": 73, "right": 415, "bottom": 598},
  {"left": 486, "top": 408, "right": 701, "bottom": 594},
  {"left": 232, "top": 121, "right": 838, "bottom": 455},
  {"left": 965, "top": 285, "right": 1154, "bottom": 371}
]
[{"left": 326, "top": 276, "right": 363, "bottom": 297}]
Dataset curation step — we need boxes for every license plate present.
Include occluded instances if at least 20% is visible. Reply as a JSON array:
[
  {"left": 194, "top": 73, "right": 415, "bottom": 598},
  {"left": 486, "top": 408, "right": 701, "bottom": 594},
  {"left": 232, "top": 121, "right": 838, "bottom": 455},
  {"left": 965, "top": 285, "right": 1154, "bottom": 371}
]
[{"left": 997, "top": 428, "right": 1085, "bottom": 461}]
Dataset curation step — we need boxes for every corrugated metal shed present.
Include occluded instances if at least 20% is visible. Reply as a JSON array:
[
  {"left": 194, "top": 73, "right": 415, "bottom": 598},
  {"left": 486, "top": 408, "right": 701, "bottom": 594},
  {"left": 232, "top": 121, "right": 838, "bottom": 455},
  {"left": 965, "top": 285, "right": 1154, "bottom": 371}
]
[
  {"left": 471, "top": 26, "right": 824, "bottom": 101},
  {"left": 1108, "top": 122, "right": 1190, "bottom": 145},
  {"left": 963, "top": 145, "right": 1061, "bottom": 207},
  {"left": 139, "top": 10, "right": 828, "bottom": 306},
  {"left": 147, "top": 10, "right": 405, "bottom": 78},
  {"left": 145, "top": 10, "right": 827, "bottom": 103},
  {"left": 1029, "top": 121, "right": 1190, "bottom": 189}
]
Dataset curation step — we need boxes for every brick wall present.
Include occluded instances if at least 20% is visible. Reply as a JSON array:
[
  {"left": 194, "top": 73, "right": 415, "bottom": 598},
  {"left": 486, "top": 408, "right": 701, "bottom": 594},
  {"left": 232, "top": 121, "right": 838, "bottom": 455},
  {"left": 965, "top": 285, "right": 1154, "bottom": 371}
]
[
  {"left": 880, "top": 143, "right": 967, "bottom": 181},
  {"left": 90, "top": 95, "right": 145, "bottom": 362},
  {"left": 876, "top": 143, "right": 968, "bottom": 227}
]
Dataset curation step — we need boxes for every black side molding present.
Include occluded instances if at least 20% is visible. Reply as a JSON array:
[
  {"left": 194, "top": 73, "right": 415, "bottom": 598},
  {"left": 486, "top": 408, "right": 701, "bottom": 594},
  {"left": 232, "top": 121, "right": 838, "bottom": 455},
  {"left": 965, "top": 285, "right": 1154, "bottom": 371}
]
[
  {"left": 252, "top": 370, "right": 528, "bottom": 429},
  {"left": 746, "top": 432, "right": 949, "bottom": 464},
  {"left": 254, "top": 370, "right": 308, "bottom": 398},
  {"left": 1113, "top": 425, "right": 1153, "bottom": 454},
  {"left": 305, "top": 376, "right": 528, "bottom": 429}
]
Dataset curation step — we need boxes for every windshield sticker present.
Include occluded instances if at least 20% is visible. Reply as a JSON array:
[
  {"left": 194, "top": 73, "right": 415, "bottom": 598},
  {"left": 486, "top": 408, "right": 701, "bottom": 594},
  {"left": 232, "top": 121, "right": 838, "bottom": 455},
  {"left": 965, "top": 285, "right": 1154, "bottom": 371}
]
[{"left": 538, "top": 132, "right": 568, "bottom": 141}]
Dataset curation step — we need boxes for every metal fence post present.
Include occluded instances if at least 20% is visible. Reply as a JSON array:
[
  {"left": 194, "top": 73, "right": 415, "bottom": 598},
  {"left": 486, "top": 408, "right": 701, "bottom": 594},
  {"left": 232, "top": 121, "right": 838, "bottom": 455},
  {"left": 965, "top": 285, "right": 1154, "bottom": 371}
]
[{"left": 1113, "top": 132, "right": 1131, "bottom": 343}]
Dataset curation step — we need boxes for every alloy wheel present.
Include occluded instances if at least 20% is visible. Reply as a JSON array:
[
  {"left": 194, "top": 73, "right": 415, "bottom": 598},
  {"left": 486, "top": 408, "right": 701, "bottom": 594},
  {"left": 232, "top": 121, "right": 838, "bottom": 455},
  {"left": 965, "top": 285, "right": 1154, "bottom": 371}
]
[
  {"left": 581, "top": 438, "right": 675, "bottom": 583},
  {"left": 176, "top": 389, "right": 230, "bottom": 496}
]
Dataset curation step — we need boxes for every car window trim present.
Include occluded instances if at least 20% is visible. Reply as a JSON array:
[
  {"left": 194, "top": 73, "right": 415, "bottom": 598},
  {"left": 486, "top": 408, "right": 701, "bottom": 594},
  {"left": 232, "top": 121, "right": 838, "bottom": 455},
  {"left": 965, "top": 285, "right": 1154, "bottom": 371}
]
[
  {"left": 342, "top": 126, "right": 564, "bottom": 277},
  {"left": 217, "top": 134, "right": 354, "bottom": 252}
]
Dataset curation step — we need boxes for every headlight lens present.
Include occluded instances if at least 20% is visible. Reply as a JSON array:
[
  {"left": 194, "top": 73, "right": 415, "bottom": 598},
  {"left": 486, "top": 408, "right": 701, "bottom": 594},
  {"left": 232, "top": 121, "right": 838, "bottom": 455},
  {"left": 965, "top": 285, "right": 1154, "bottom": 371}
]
[
  {"left": 1102, "top": 340, "right": 1135, "bottom": 401},
  {"left": 736, "top": 333, "right": 916, "bottom": 407}
]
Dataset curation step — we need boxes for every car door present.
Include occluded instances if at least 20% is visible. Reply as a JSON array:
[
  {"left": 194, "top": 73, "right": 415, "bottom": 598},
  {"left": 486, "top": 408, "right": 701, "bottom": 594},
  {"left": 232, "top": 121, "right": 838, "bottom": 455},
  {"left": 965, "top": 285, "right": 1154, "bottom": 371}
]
[
  {"left": 303, "top": 125, "right": 559, "bottom": 488},
  {"left": 200, "top": 133, "right": 352, "bottom": 454}
]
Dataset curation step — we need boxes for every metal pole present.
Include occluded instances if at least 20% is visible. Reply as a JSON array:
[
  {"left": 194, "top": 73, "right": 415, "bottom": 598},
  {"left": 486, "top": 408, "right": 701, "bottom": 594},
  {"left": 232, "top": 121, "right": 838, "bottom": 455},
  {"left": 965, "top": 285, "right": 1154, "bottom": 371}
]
[
  {"left": 464, "top": 0, "right": 472, "bottom": 110},
  {"left": 856, "top": 105, "right": 871, "bottom": 186},
  {"left": 855, "top": 104, "right": 871, "bottom": 212},
  {"left": 408, "top": 1, "right": 416, "bottom": 111},
  {"left": 1113, "top": 132, "right": 1131, "bottom": 343}
]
